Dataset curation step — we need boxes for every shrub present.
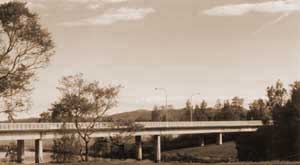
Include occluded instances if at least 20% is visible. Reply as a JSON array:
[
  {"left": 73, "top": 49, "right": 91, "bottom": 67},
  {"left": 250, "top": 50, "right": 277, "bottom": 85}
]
[
  {"left": 236, "top": 126, "right": 273, "bottom": 161},
  {"left": 51, "top": 134, "right": 81, "bottom": 163},
  {"left": 4, "top": 142, "right": 17, "bottom": 162}
]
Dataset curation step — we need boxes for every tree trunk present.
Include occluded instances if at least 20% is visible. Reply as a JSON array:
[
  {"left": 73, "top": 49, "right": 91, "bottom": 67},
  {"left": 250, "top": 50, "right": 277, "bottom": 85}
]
[{"left": 85, "top": 140, "right": 89, "bottom": 161}]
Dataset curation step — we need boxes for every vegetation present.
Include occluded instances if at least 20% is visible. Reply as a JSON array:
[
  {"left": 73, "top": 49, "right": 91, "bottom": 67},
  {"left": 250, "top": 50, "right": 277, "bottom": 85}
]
[
  {"left": 0, "top": 3, "right": 298, "bottom": 164},
  {"left": 3, "top": 142, "right": 17, "bottom": 162},
  {"left": 52, "top": 134, "right": 81, "bottom": 163},
  {"left": 0, "top": 1, "right": 54, "bottom": 121},
  {"left": 46, "top": 73, "right": 121, "bottom": 161},
  {"left": 162, "top": 142, "right": 237, "bottom": 163},
  {"left": 236, "top": 80, "right": 300, "bottom": 161}
]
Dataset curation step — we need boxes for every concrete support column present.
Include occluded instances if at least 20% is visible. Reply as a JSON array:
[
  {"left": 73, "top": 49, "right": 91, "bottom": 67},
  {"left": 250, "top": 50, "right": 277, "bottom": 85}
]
[
  {"left": 217, "top": 133, "right": 223, "bottom": 145},
  {"left": 35, "top": 139, "right": 43, "bottom": 164},
  {"left": 154, "top": 135, "right": 161, "bottom": 162},
  {"left": 135, "top": 136, "right": 142, "bottom": 161},
  {"left": 200, "top": 136, "right": 205, "bottom": 147},
  {"left": 17, "top": 140, "right": 25, "bottom": 163}
]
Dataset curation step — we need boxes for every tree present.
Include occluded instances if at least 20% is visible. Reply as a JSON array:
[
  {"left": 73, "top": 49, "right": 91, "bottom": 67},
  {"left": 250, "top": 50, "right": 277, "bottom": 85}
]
[
  {"left": 184, "top": 99, "right": 193, "bottom": 121},
  {"left": 194, "top": 100, "right": 208, "bottom": 121},
  {"left": 39, "top": 111, "right": 51, "bottom": 122},
  {"left": 0, "top": 90, "right": 30, "bottom": 122},
  {"left": 237, "top": 81, "right": 300, "bottom": 161},
  {"left": 271, "top": 81, "right": 300, "bottom": 160},
  {"left": 0, "top": 2, "right": 54, "bottom": 119},
  {"left": 231, "top": 96, "right": 244, "bottom": 109},
  {"left": 151, "top": 105, "right": 161, "bottom": 121},
  {"left": 107, "top": 120, "right": 143, "bottom": 159},
  {"left": 236, "top": 126, "right": 273, "bottom": 161},
  {"left": 266, "top": 80, "right": 288, "bottom": 108},
  {"left": 200, "top": 100, "right": 207, "bottom": 110},
  {"left": 214, "top": 99, "right": 223, "bottom": 110},
  {"left": 215, "top": 100, "right": 242, "bottom": 120},
  {"left": 48, "top": 74, "right": 121, "bottom": 161},
  {"left": 51, "top": 133, "right": 80, "bottom": 163},
  {"left": 247, "top": 99, "right": 271, "bottom": 121}
]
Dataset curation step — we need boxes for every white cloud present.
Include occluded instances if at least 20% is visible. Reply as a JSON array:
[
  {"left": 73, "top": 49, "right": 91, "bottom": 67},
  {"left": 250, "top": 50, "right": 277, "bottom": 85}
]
[
  {"left": 253, "top": 12, "right": 291, "bottom": 34},
  {"left": 102, "top": 0, "right": 128, "bottom": 3},
  {"left": 87, "top": 3, "right": 102, "bottom": 10},
  {"left": 61, "top": 7, "right": 155, "bottom": 26},
  {"left": 203, "top": 0, "right": 300, "bottom": 16},
  {"left": 66, "top": 0, "right": 128, "bottom": 10}
]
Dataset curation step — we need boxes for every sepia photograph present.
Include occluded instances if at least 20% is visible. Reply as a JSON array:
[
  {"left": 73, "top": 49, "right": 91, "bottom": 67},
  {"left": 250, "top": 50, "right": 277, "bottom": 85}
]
[{"left": 0, "top": 0, "right": 300, "bottom": 164}]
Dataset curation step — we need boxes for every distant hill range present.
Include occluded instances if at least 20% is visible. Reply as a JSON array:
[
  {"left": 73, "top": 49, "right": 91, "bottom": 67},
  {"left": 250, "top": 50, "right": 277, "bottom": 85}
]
[
  {"left": 1, "top": 108, "right": 192, "bottom": 123},
  {"left": 109, "top": 109, "right": 153, "bottom": 121}
]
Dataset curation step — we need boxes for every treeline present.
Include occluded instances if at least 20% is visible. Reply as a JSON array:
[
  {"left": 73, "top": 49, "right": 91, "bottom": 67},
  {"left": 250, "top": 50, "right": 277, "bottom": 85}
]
[
  {"left": 151, "top": 96, "right": 271, "bottom": 122},
  {"left": 237, "top": 80, "right": 300, "bottom": 161}
]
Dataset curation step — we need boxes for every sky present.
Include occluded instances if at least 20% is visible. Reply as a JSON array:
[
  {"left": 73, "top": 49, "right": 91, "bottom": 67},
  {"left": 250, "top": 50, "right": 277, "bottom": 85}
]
[{"left": 2, "top": 0, "right": 300, "bottom": 118}]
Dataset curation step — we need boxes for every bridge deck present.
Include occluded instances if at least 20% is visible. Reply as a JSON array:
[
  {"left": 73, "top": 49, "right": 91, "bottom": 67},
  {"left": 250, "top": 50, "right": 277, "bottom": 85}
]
[{"left": 0, "top": 121, "right": 265, "bottom": 131}]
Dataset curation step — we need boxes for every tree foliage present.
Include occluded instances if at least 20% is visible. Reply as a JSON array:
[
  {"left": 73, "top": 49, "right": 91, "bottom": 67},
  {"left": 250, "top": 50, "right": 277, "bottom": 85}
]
[
  {"left": 247, "top": 99, "right": 271, "bottom": 121},
  {"left": 48, "top": 73, "right": 121, "bottom": 161},
  {"left": 215, "top": 99, "right": 246, "bottom": 121},
  {"left": 237, "top": 80, "right": 300, "bottom": 161},
  {"left": 0, "top": 2, "right": 54, "bottom": 120},
  {"left": 52, "top": 134, "right": 80, "bottom": 163}
]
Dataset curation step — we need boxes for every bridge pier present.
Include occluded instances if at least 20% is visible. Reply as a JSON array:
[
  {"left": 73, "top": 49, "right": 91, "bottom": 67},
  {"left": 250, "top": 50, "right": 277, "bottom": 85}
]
[
  {"left": 217, "top": 133, "right": 223, "bottom": 145},
  {"left": 17, "top": 140, "right": 25, "bottom": 163},
  {"left": 135, "top": 136, "right": 142, "bottom": 160},
  {"left": 35, "top": 139, "right": 43, "bottom": 164},
  {"left": 154, "top": 135, "right": 161, "bottom": 162}
]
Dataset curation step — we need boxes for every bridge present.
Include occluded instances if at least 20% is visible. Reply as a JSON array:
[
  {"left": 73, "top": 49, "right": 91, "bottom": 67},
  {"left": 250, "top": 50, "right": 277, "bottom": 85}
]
[{"left": 0, "top": 120, "right": 269, "bottom": 163}]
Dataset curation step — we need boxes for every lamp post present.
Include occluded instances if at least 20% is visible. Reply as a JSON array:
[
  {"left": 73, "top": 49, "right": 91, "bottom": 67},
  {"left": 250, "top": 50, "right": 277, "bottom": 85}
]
[
  {"left": 155, "top": 88, "right": 168, "bottom": 121},
  {"left": 189, "top": 93, "right": 201, "bottom": 122}
]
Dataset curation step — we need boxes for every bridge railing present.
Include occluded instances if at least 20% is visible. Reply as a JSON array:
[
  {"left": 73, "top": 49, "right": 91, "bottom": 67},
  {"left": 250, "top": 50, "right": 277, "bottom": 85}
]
[
  {"left": 0, "top": 121, "right": 266, "bottom": 131},
  {"left": 137, "top": 121, "right": 265, "bottom": 128}
]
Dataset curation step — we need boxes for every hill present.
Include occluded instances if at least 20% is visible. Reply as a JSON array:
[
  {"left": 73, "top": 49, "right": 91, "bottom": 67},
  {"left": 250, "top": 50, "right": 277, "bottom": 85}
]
[
  {"left": 109, "top": 109, "right": 153, "bottom": 121},
  {"left": 109, "top": 108, "right": 192, "bottom": 121},
  {"left": 4, "top": 108, "right": 192, "bottom": 123}
]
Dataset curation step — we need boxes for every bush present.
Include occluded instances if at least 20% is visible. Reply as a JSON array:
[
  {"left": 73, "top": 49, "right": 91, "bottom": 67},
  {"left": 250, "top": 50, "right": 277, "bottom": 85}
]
[
  {"left": 51, "top": 134, "right": 81, "bottom": 163},
  {"left": 236, "top": 126, "right": 273, "bottom": 161},
  {"left": 91, "top": 137, "right": 111, "bottom": 157},
  {"left": 3, "top": 142, "right": 17, "bottom": 162},
  {"left": 91, "top": 137, "right": 136, "bottom": 159}
]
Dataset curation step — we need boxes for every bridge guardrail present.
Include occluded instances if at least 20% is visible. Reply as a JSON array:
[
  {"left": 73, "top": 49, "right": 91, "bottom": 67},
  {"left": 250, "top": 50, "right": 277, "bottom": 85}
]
[{"left": 0, "top": 121, "right": 267, "bottom": 131}]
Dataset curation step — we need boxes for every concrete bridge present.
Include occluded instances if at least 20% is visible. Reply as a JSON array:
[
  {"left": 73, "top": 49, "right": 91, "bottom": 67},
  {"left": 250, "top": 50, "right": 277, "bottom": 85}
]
[{"left": 0, "top": 120, "right": 268, "bottom": 163}]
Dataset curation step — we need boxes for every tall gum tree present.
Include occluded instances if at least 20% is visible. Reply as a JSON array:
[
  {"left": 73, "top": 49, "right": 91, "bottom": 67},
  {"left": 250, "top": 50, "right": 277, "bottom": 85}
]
[
  {"left": 0, "top": 2, "right": 54, "bottom": 120},
  {"left": 49, "top": 74, "right": 121, "bottom": 161}
]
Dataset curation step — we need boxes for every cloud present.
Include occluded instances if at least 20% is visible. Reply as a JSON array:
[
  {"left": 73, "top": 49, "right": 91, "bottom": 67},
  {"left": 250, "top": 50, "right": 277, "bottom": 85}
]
[
  {"left": 61, "top": 7, "right": 155, "bottom": 26},
  {"left": 253, "top": 12, "right": 291, "bottom": 34},
  {"left": 65, "top": 0, "right": 128, "bottom": 10},
  {"left": 102, "top": 0, "right": 128, "bottom": 3},
  {"left": 87, "top": 3, "right": 102, "bottom": 10},
  {"left": 203, "top": 0, "right": 300, "bottom": 16}
]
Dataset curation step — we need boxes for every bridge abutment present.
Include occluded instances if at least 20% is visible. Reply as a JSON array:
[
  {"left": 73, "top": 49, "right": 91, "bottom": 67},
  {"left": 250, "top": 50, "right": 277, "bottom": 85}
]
[
  {"left": 17, "top": 140, "right": 25, "bottom": 163},
  {"left": 35, "top": 139, "right": 43, "bottom": 164},
  {"left": 135, "top": 136, "right": 142, "bottom": 160},
  {"left": 154, "top": 135, "right": 161, "bottom": 162},
  {"left": 217, "top": 133, "right": 223, "bottom": 145}
]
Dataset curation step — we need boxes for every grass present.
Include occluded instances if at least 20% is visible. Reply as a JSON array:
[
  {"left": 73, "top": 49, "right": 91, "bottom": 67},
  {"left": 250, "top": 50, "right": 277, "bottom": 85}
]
[
  {"left": 164, "top": 142, "right": 237, "bottom": 159},
  {"left": 1, "top": 141, "right": 300, "bottom": 164},
  {"left": 44, "top": 160, "right": 300, "bottom": 165}
]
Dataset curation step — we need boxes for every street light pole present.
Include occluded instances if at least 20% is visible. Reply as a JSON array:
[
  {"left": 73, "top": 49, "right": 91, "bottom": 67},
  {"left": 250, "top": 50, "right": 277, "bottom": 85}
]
[
  {"left": 155, "top": 88, "right": 168, "bottom": 121},
  {"left": 189, "top": 93, "right": 201, "bottom": 122}
]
